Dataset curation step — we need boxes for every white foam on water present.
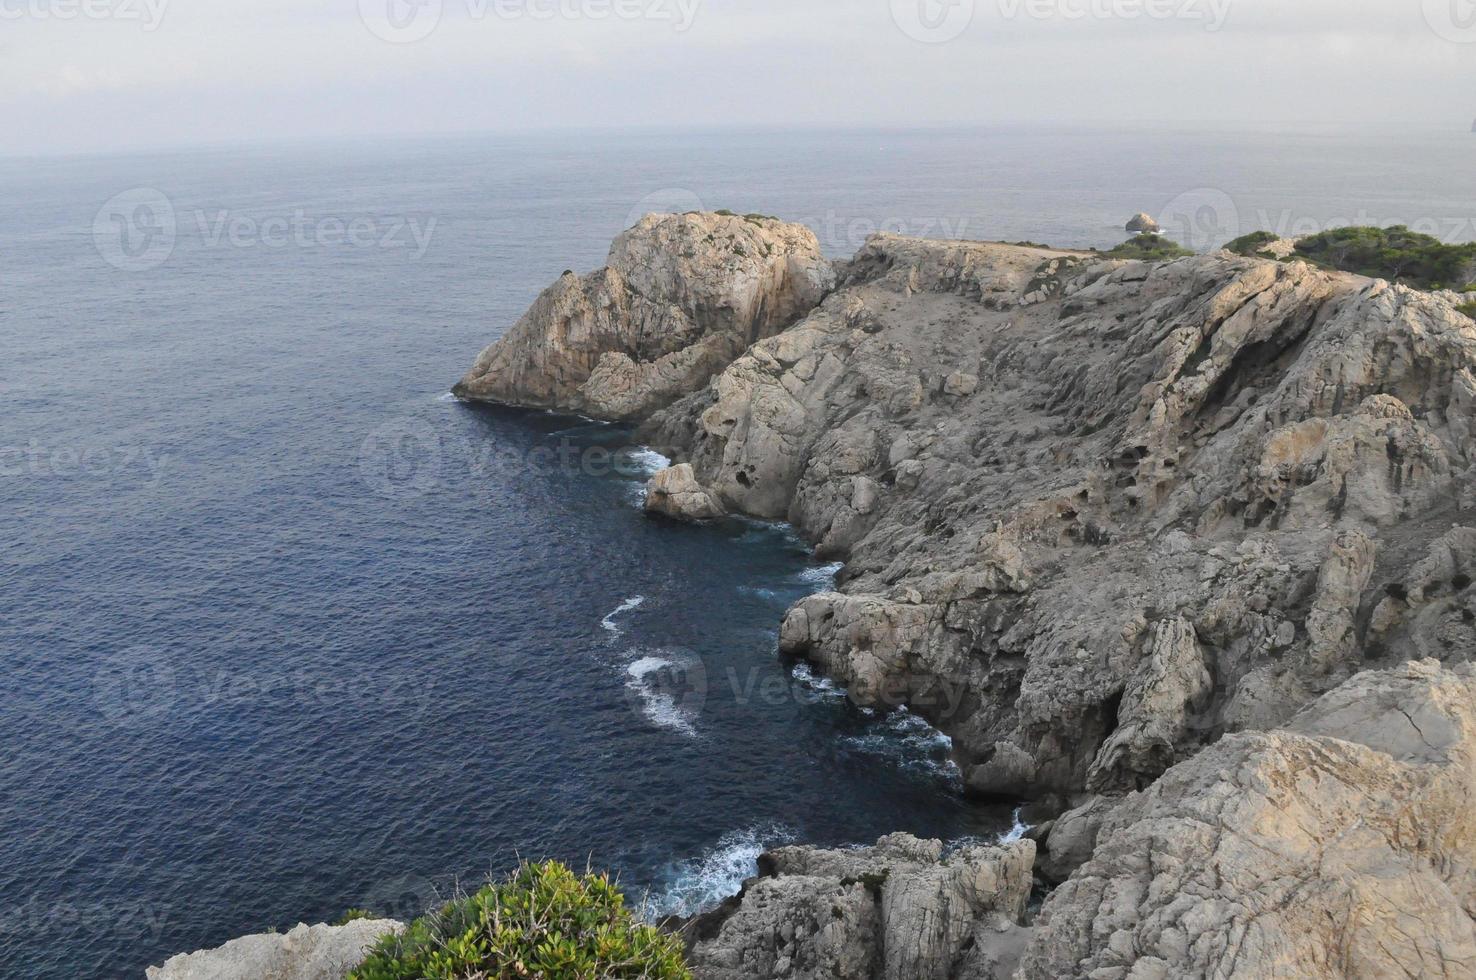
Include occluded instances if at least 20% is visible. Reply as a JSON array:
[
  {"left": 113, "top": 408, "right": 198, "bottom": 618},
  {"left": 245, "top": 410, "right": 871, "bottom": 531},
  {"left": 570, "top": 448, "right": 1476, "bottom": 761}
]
[
  {"left": 840, "top": 707, "right": 961, "bottom": 784},
  {"left": 623, "top": 447, "right": 672, "bottom": 476},
  {"left": 796, "top": 561, "right": 844, "bottom": 588},
  {"left": 646, "top": 824, "right": 798, "bottom": 918},
  {"left": 997, "top": 807, "right": 1031, "bottom": 844},
  {"left": 790, "top": 661, "right": 845, "bottom": 700},
  {"left": 436, "top": 391, "right": 459, "bottom": 403},
  {"left": 601, "top": 596, "right": 646, "bottom": 635},
  {"left": 625, "top": 656, "right": 698, "bottom": 737},
  {"left": 737, "top": 585, "right": 779, "bottom": 600}
]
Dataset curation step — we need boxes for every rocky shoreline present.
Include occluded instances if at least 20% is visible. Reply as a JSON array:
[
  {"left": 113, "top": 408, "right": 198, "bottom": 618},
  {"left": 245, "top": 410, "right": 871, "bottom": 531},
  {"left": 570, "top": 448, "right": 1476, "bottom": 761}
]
[{"left": 152, "top": 212, "right": 1476, "bottom": 978}]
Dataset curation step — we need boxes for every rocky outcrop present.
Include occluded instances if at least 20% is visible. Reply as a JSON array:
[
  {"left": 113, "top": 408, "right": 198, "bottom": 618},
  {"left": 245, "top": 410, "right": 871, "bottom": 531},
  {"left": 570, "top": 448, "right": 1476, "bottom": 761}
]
[
  {"left": 685, "top": 833, "right": 1035, "bottom": 980},
  {"left": 452, "top": 212, "right": 834, "bottom": 420},
  {"left": 638, "top": 232, "right": 1476, "bottom": 801},
  {"left": 1125, "top": 213, "right": 1160, "bottom": 234},
  {"left": 146, "top": 920, "right": 402, "bottom": 980},
  {"left": 1021, "top": 659, "right": 1476, "bottom": 979},
  {"left": 645, "top": 462, "right": 726, "bottom": 521}
]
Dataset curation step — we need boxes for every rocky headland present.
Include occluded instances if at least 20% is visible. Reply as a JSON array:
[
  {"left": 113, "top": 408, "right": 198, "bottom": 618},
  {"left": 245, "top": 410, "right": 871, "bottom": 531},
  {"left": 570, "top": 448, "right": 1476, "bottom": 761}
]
[{"left": 153, "top": 212, "right": 1476, "bottom": 977}]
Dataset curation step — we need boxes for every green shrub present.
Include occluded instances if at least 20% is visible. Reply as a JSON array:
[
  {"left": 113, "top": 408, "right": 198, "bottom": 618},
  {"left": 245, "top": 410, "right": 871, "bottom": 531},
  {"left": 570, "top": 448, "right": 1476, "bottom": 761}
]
[
  {"left": 1224, "top": 230, "right": 1280, "bottom": 257},
  {"left": 350, "top": 861, "right": 691, "bottom": 980},
  {"left": 1102, "top": 233, "right": 1195, "bottom": 261},
  {"left": 336, "top": 909, "right": 378, "bottom": 926},
  {"left": 1292, "top": 226, "right": 1476, "bottom": 290},
  {"left": 1458, "top": 301, "right": 1476, "bottom": 320}
]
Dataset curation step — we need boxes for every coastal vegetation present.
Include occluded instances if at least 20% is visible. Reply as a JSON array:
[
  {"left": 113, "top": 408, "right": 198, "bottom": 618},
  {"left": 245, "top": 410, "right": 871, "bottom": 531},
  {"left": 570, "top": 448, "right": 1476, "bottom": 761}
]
[
  {"left": 1100, "top": 232, "right": 1195, "bottom": 261},
  {"left": 350, "top": 861, "right": 691, "bottom": 980},
  {"left": 1224, "top": 225, "right": 1476, "bottom": 290},
  {"left": 1292, "top": 226, "right": 1476, "bottom": 288},
  {"left": 1223, "top": 230, "right": 1281, "bottom": 257}
]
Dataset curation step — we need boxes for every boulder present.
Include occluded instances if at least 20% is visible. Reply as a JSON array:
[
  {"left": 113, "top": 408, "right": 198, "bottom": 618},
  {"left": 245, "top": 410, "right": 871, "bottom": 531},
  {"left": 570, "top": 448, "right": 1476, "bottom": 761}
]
[
  {"left": 645, "top": 463, "right": 726, "bottom": 521},
  {"left": 1125, "top": 213, "right": 1160, "bottom": 234}
]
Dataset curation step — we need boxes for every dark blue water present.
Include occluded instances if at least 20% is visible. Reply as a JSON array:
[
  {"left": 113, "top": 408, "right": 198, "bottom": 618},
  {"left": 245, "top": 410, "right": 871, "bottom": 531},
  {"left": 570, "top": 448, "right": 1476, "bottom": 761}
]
[{"left": 4, "top": 126, "right": 1475, "bottom": 978}]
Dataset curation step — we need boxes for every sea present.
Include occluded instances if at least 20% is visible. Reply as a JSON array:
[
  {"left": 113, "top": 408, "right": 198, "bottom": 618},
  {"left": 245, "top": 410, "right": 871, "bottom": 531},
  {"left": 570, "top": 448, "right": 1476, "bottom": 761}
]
[{"left": 2, "top": 125, "right": 1474, "bottom": 977}]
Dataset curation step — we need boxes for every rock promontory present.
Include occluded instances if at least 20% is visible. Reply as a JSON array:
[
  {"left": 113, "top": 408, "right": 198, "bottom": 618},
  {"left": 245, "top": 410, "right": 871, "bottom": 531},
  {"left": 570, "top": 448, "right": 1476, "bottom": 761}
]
[{"left": 452, "top": 212, "right": 835, "bottom": 420}]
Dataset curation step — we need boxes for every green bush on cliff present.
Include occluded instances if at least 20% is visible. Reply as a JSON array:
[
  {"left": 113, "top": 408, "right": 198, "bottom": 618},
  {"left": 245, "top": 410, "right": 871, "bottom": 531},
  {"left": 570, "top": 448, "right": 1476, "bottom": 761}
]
[
  {"left": 1292, "top": 226, "right": 1476, "bottom": 290},
  {"left": 1102, "top": 233, "right": 1195, "bottom": 261},
  {"left": 350, "top": 861, "right": 691, "bottom": 980},
  {"left": 1224, "top": 230, "right": 1281, "bottom": 257}
]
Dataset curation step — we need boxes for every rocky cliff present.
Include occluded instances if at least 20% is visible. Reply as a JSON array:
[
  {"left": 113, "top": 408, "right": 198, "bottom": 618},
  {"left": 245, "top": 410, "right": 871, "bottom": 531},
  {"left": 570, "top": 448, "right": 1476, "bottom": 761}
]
[
  {"left": 452, "top": 212, "right": 834, "bottom": 420},
  {"left": 448, "top": 211, "right": 1476, "bottom": 978},
  {"left": 636, "top": 230, "right": 1476, "bottom": 806},
  {"left": 145, "top": 213, "right": 1476, "bottom": 979}
]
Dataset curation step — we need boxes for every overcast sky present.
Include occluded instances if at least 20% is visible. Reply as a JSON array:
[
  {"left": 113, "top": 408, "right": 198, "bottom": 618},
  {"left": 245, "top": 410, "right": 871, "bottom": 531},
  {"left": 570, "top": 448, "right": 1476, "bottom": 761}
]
[{"left": 4, "top": 0, "right": 1474, "bottom": 156}]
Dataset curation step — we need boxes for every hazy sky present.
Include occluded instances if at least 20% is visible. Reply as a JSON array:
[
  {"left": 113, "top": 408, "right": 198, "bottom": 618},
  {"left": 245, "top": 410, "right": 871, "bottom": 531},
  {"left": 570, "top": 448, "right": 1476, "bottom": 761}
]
[{"left": 4, "top": 0, "right": 1474, "bottom": 155}]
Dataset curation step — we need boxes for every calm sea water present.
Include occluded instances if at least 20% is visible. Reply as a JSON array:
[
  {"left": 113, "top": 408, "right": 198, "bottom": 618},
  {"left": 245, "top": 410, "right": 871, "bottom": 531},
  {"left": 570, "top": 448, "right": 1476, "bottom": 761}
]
[{"left": 3, "top": 126, "right": 1475, "bottom": 978}]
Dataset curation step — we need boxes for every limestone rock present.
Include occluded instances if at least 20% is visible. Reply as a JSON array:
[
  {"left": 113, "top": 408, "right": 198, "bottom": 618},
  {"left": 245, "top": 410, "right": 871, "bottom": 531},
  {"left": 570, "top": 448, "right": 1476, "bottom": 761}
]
[
  {"left": 688, "top": 833, "right": 1035, "bottom": 980},
  {"left": 1125, "top": 213, "right": 1160, "bottom": 234},
  {"left": 645, "top": 463, "right": 726, "bottom": 521},
  {"left": 643, "top": 233, "right": 1476, "bottom": 800},
  {"left": 146, "top": 920, "right": 403, "bottom": 980},
  {"left": 453, "top": 212, "right": 834, "bottom": 420},
  {"left": 1021, "top": 660, "right": 1476, "bottom": 979}
]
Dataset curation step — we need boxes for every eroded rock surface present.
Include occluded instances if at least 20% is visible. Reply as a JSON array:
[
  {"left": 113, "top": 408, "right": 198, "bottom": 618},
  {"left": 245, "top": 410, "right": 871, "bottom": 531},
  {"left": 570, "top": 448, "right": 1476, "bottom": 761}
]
[
  {"left": 1021, "top": 659, "right": 1476, "bottom": 979},
  {"left": 146, "top": 920, "right": 402, "bottom": 980},
  {"left": 636, "top": 232, "right": 1476, "bottom": 800},
  {"left": 453, "top": 212, "right": 834, "bottom": 420},
  {"left": 646, "top": 462, "right": 726, "bottom": 521},
  {"left": 686, "top": 833, "right": 1035, "bottom": 980}
]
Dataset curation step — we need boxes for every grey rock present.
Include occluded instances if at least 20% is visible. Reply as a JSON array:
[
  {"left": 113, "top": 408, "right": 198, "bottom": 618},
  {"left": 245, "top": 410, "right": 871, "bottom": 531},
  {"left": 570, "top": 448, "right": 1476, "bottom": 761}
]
[
  {"left": 1020, "top": 659, "right": 1476, "bottom": 979},
  {"left": 688, "top": 833, "right": 1035, "bottom": 980},
  {"left": 146, "top": 920, "right": 403, "bottom": 980},
  {"left": 639, "top": 234, "right": 1476, "bottom": 800},
  {"left": 453, "top": 212, "right": 834, "bottom": 420},
  {"left": 1125, "top": 213, "right": 1160, "bottom": 234},
  {"left": 645, "top": 463, "right": 726, "bottom": 521}
]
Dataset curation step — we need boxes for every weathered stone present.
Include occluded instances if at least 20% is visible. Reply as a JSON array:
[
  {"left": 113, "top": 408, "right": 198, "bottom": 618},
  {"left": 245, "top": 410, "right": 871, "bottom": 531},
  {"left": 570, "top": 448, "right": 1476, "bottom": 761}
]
[
  {"left": 146, "top": 920, "right": 402, "bottom": 980},
  {"left": 645, "top": 463, "right": 725, "bottom": 521},
  {"left": 689, "top": 833, "right": 1035, "bottom": 980},
  {"left": 1022, "top": 660, "right": 1476, "bottom": 980},
  {"left": 454, "top": 212, "right": 834, "bottom": 420}
]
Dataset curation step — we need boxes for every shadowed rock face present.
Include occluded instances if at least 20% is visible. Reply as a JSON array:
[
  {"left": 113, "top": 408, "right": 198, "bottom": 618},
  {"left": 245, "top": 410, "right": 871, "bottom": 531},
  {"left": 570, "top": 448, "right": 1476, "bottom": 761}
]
[
  {"left": 452, "top": 212, "right": 835, "bottom": 420},
  {"left": 637, "top": 233, "right": 1476, "bottom": 800},
  {"left": 1021, "top": 660, "right": 1476, "bottom": 979},
  {"left": 686, "top": 833, "right": 1036, "bottom": 980}
]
